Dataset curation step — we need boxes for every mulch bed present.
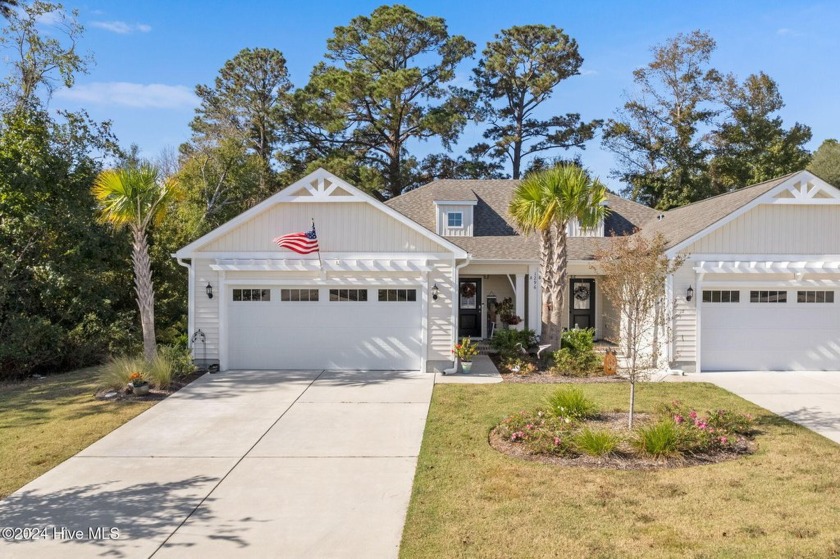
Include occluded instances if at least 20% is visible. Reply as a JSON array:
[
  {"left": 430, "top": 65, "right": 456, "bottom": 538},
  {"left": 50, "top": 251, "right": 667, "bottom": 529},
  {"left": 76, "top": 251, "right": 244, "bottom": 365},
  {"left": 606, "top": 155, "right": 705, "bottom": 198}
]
[
  {"left": 94, "top": 370, "right": 205, "bottom": 402},
  {"left": 489, "top": 412, "right": 756, "bottom": 470},
  {"left": 501, "top": 371, "right": 627, "bottom": 384}
]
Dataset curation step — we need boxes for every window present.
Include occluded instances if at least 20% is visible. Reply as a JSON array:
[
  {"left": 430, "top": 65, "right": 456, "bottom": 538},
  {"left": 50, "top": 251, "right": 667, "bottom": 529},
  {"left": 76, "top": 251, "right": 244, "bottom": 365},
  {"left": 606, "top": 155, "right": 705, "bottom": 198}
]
[
  {"left": 329, "top": 289, "right": 368, "bottom": 302},
  {"left": 447, "top": 212, "right": 463, "bottom": 228},
  {"left": 280, "top": 288, "right": 319, "bottom": 302},
  {"left": 232, "top": 289, "right": 270, "bottom": 302},
  {"left": 702, "top": 290, "right": 740, "bottom": 303},
  {"left": 378, "top": 289, "right": 417, "bottom": 302},
  {"left": 797, "top": 290, "right": 835, "bottom": 303},
  {"left": 750, "top": 290, "right": 787, "bottom": 303}
]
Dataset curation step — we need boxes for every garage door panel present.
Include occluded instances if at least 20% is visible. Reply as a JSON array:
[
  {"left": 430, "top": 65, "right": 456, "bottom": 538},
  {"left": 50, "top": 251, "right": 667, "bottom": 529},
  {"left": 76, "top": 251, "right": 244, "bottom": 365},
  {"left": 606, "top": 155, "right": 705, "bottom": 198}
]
[
  {"left": 227, "top": 288, "right": 423, "bottom": 370},
  {"left": 701, "top": 289, "right": 840, "bottom": 371}
]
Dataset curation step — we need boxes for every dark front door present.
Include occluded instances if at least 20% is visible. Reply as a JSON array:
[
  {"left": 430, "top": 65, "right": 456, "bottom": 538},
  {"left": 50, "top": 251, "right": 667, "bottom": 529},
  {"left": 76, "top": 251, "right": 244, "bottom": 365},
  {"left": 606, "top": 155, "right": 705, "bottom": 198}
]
[
  {"left": 569, "top": 279, "right": 596, "bottom": 331},
  {"left": 458, "top": 278, "right": 482, "bottom": 338}
]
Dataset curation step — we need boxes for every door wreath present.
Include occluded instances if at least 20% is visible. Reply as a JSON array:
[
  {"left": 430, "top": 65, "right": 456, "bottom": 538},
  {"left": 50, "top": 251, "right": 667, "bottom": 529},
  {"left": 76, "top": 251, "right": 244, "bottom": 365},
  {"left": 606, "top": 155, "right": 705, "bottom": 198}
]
[{"left": 460, "top": 282, "right": 476, "bottom": 298}]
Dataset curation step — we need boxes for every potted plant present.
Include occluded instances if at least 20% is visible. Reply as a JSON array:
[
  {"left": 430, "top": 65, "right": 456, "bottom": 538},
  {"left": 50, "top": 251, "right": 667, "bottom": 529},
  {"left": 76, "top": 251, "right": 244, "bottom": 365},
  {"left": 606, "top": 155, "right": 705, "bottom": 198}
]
[
  {"left": 496, "top": 297, "right": 522, "bottom": 329},
  {"left": 128, "top": 371, "right": 150, "bottom": 396},
  {"left": 452, "top": 337, "right": 479, "bottom": 373}
]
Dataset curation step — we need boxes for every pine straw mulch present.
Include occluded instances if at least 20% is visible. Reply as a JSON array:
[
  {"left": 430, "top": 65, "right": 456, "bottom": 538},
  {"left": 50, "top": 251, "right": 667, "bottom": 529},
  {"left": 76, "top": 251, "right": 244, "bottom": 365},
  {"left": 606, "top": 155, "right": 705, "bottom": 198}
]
[
  {"left": 489, "top": 412, "right": 756, "bottom": 470},
  {"left": 94, "top": 370, "right": 205, "bottom": 402}
]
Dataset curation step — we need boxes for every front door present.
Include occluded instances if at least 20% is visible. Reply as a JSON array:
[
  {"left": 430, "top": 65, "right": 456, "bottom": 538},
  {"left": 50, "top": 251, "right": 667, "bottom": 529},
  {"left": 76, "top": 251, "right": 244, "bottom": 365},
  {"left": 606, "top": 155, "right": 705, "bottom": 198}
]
[
  {"left": 458, "top": 278, "right": 482, "bottom": 338},
  {"left": 569, "top": 279, "right": 596, "bottom": 330}
]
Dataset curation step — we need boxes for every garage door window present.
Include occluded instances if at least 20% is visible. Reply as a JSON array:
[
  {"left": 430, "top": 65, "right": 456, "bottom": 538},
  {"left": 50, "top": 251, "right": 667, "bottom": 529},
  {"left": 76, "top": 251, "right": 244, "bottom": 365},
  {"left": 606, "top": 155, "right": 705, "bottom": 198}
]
[
  {"left": 750, "top": 290, "right": 787, "bottom": 303},
  {"left": 702, "top": 290, "right": 740, "bottom": 303},
  {"left": 280, "top": 289, "right": 319, "bottom": 302},
  {"left": 797, "top": 290, "right": 835, "bottom": 303},
  {"left": 329, "top": 288, "right": 368, "bottom": 302},
  {"left": 232, "top": 289, "right": 270, "bottom": 302},
  {"left": 378, "top": 288, "right": 417, "bottom": 302}
]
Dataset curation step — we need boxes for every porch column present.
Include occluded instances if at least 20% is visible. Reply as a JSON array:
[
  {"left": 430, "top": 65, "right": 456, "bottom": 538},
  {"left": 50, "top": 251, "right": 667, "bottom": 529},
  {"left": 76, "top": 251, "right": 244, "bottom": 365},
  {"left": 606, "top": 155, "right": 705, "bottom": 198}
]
[
  {"left": 527, "top": 264, "right": 540, "bottom": 335},
  {"left": 515, "top": 273, "right": 525, "bottom": 331}
]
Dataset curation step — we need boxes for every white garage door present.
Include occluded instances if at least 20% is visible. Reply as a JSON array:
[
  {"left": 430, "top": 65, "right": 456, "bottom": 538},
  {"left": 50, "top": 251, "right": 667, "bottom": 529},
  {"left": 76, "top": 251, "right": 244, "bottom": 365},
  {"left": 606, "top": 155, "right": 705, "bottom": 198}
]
[
  {"left": 701, "top": 288, "right": 840, "bottom": 371},
  {"left": 227, "top": 286, "right": 423, "bottom": 370}
]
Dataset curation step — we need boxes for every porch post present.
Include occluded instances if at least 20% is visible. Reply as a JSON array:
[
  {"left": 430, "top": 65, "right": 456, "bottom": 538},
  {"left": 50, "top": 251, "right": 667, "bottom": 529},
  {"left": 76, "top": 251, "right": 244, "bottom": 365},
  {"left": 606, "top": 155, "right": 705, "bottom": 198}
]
[
  {"left": 514, "top": 273, "right": 525, "bottom": 331},
  {"left": 527, "top": 264, "right": 540, "bottom": 335}
]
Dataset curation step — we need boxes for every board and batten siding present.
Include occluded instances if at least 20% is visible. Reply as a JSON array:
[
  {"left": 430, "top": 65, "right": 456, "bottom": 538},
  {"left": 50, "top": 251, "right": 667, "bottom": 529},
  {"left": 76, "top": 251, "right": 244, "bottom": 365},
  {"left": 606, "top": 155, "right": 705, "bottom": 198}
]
[
  {"left": 685, "top": 204, "right": 840, "bottom": 255},
  {"left": 427, "top": 261, "right": 455, "bottom": 366},
  {"left": 200, "top": 201, "right": 447, "bottom": 253},
  {"left": 436, "top": 204, "right": 473, "bottom": 237},
  {"left": 192, "top": 258, "right": 220, "bottom": 362},
  {"left": 671, "top": 263, "right": 697, "bottom": 368}
]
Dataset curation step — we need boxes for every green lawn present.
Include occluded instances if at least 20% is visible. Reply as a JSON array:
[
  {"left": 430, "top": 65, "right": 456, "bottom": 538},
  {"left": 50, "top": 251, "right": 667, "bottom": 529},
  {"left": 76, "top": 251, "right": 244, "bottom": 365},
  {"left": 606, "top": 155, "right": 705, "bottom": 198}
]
[
  {"left": 401, "top": 383, "right": 840, "bottom": 559},
  {"left": 0, "top": 367, "right": 156, "bottom": 498}
]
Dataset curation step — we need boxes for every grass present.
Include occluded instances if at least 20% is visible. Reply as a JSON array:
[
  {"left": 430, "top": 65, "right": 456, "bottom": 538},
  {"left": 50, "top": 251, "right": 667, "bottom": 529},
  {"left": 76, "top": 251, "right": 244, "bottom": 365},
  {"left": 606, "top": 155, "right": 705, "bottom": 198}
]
[
  {"left": 400, "top": 382, "right": 840, "bottom": 559},
  {"left": 574, "top": 427, "right": 620, "bottom": 457},
  {"left": 0, "top": 367, "right": 156, "bottom": 498},
  {"left": 635, "top": 420, "right": 680, "bottom": 458}
]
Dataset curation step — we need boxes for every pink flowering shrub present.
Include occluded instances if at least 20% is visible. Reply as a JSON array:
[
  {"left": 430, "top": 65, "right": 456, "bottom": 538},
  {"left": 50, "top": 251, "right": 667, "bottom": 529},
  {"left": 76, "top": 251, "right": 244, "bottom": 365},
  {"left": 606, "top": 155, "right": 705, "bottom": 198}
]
[
  {"left": 497, "top": 410, "right": 576, "bottom": 456},
  {"left": 657, "top": 400, "right": 755, "bottom": 454}
]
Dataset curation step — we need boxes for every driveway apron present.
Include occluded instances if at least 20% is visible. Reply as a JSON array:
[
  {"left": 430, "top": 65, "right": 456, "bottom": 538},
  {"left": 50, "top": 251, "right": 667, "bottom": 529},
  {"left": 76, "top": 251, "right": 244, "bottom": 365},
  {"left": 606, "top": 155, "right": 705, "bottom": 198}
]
[
  {"left": 696, "top": 371, "right": 840, "bottom": 444},
  {"left": 0, "top": 369, "right": 434, "bottom": 558}
]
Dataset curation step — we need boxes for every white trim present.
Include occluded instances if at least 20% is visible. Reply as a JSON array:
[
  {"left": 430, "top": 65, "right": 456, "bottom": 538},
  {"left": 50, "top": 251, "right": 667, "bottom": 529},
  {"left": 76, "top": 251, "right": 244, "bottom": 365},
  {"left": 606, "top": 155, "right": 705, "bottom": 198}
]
[
  {"left": 527, "top": 264, "right": 540, "bottom": 334},
  {"left": 700, "top": 279, "right": 840, "bottom": 288},
  {"left": 434, "top": 200, "right": 478, "bottom": 206},
  {"left": 224, "top": 277, "right": 425, "bottom": 286},
  {"left": 218, "top": 270, "right": 227, "bottom": 372},
  {"left": 514, "top": 274, "right": 525, "bottom": 331},
  {"left": 685, "top": 253, "right": 840, "bottom": 261},
  {"left": 695, "top": 271, "right": 703, "bottom": 373},
  {"left": 190, "top": 251, "right": 453, "bottom": 261},
  {"left": 446, "top": 211, "right": 464, "bottom": 229},
  {"left": 666, "top": 171, "right": 840, "bottom": 257},
  {"left": 693, "top": 261, "right": 840, "bottom": 275},
  {"left": 420, "top": 271, "right": 428, "bottom": 372},
  {"left": 175, "top": 168, "right": 468, "bottom": 259},
  {"left": 210, "top": 258, "right": 431, "bottom": 273}
]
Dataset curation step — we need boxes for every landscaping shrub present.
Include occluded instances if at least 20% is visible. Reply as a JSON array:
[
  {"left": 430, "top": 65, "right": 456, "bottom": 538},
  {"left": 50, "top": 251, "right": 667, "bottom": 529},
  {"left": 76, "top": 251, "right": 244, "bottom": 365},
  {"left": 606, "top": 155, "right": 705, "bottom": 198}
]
[
  {"left": 634, "top": 420, "right": 680, "bottom": 458},
  {"left": 551, "top": 328, "right": 601, "bottom": 376},
  {"left": 658, "top": 400, "right": 754, "bottom": 453},
  {"left": 545, "top": 387, "right": 598, "bottom": 421},
  {"left": 499, "top": 355, "right": 538, "bottom": 375},
  {"left": 491, "top": 328, "right": 537, "bottom": 358},
  {"left": 574, "top": 428, "right": 619, "bottom": 457},
  {"left": 497, "top": 410, "right": 577, "bottom": 456},
  {"left": 100, "top": 356, "right": 147, "bottom": 390},
  {"left": 157, "top": 344, "right": 196, "bottom": 380}
]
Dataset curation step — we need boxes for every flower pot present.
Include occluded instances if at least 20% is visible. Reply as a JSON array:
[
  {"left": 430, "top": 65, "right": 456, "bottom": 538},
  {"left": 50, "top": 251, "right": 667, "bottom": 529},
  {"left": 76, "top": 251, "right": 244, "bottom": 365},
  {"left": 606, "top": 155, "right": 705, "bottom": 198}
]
[
  {"left": 461, "top": 361, "right": 473, "bottom": 374},
  {"left": 131, "top": 383, "right": 150, "bottom": 396}
]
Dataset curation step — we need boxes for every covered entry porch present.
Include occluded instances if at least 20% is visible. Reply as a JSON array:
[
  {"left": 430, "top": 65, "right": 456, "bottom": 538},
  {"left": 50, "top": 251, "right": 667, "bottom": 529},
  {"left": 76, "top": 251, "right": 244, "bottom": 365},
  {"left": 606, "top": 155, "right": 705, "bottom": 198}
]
[{"left": 457, "top": 263, "right": 540, "bottom": 339}]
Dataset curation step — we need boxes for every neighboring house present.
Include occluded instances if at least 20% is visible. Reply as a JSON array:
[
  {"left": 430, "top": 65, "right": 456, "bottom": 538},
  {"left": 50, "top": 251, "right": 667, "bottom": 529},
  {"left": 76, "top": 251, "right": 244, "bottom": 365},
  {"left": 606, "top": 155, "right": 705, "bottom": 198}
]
[{"left": 174, "top": 168, "right": 840, "bottom": 373}]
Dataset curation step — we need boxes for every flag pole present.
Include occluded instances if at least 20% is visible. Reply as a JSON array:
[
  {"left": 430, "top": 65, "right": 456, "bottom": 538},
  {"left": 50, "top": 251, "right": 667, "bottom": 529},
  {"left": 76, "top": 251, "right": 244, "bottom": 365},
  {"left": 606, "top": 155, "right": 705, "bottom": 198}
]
[{"left": 313, "top": 217, "right": 322, "bottom": 270}]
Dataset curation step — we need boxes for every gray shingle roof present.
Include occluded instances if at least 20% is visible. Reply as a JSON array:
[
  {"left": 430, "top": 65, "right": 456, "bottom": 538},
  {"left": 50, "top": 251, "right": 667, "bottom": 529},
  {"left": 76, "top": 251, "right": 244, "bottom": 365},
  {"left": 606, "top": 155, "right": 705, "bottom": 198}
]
[
  {"left": 386, "top": 179, "right": 655, "bottom": 260},
  {"left": 386, "top": 173, "right": 793, "bottom": 260},
  {"left": 640, "top": 172, "right": 795, "bottom": 249}
]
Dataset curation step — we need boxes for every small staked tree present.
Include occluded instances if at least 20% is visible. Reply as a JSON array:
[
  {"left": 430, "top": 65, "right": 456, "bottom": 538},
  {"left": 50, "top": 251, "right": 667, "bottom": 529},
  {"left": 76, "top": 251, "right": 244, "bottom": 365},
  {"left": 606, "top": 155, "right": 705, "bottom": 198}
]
[
  {"left": 596, "top": 233, "right": 684, "bottom": 427},
  {"left": 92, "top": 164, "right": 178, "bottom": 361}
]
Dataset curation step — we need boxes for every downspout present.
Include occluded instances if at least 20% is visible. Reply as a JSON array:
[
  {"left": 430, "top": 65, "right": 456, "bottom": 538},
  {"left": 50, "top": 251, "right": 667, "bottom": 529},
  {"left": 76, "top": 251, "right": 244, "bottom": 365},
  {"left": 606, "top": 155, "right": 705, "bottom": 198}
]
[
  {"left": 451, "top": 254, "right": 472, "bottom": 350},
  {"left": 175, "top": 256, "right": 194, "bottom": 343}
]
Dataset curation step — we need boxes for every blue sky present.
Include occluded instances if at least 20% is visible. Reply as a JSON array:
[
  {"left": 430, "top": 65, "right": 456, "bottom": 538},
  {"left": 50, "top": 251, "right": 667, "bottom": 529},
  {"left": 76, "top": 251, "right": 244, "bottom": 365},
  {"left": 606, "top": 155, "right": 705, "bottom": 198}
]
[{"left": 34, "top": 0, "right": 840, "bottom": 191}]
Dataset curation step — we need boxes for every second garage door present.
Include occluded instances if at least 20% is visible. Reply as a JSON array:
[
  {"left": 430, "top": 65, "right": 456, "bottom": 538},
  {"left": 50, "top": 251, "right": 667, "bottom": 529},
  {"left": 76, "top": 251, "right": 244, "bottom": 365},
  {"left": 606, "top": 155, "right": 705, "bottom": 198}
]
[
  {"left": 227, "top": 286, "right": 423, "bottom": 370},
  {"left": 701, "top": 287, "right": 840, "bottom": 371}
]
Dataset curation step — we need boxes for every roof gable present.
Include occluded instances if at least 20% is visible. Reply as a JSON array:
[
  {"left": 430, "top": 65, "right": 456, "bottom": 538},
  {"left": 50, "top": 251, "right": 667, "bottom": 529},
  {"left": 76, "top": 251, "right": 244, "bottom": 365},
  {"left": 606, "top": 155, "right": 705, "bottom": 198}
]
[
  {"left": 175, "top": 168, "right": 467, "bottom": 258},
  {"left": 658, "top": 171, "right": 840, "bottom": 255}
]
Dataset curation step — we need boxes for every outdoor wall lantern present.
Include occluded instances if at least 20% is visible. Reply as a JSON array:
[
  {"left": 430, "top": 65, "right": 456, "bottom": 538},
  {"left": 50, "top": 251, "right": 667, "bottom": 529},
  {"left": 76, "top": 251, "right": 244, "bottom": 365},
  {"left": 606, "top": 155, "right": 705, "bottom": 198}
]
[
  {"left": 432, "top": 283, "right": 439, "bottom": 301},
  {"left": 206, "top": 283, "right": 214, "bottom": 299},
  {"left": 686, "top": 286, "right": 694, "bottom": 302}
]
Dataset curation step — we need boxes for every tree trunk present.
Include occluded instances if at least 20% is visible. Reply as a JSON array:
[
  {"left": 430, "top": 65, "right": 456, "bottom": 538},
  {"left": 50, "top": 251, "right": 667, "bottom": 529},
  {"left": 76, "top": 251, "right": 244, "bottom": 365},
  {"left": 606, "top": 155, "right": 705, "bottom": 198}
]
[
  {"left": 628, "top": 381, "right": 636, "bottom": 428},
  {"left": 547, "top": 223, "right": 568, "bottom": 350},
  {"left": 538, "top": 228, "right": 553, "bottom": 345},
  {"left": 132, "top": 226, "right": 157, "bottom": 362}
]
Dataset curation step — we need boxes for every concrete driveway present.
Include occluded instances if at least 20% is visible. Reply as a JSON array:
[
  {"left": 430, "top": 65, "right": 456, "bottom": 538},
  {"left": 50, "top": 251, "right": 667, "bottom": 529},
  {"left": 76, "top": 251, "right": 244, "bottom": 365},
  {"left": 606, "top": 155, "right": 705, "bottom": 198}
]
[
  {"left": 696, "top": 371, "right": 840, "bottom": 444},
  {"left": 0, "top": 369, "right": 434, "bottom": 558}
]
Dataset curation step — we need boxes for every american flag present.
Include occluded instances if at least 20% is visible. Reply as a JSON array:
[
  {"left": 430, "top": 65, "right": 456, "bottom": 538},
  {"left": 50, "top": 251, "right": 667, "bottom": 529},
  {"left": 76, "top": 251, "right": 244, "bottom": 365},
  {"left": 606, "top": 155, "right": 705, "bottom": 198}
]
[{"left": 273, "top": 223, "right": 320, "bottom": 255}]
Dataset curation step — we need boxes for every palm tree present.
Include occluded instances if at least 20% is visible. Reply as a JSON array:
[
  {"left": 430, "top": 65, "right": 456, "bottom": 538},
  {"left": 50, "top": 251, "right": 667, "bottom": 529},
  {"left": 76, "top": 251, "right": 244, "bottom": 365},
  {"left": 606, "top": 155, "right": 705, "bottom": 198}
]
[
  {"left": 509, "top": 175, "right": 555, "bottom": 342},
  {"left": 510, "top": 164, "right": 608, "bottom": 349},
  {"left": 93, "top": 164, "right": 177, "bottom": 361}
]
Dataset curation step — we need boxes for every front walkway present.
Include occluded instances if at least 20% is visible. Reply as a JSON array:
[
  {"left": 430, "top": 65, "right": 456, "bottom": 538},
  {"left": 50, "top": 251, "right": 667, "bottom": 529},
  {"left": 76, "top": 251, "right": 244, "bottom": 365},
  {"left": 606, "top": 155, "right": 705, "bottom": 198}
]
[
  {"left": 665, "top": 371, "right": 840, "bottom": 444},
  {"left": 0, "top": 369, "right": 434, "bottom": 558}
]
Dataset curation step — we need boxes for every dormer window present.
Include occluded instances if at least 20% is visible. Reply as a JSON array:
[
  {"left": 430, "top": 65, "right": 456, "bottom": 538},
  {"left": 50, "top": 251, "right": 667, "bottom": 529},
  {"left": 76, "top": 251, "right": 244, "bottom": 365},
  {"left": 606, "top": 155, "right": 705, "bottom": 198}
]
[{"left": 434, "top": 200, "right": 476, "bottom": 236}]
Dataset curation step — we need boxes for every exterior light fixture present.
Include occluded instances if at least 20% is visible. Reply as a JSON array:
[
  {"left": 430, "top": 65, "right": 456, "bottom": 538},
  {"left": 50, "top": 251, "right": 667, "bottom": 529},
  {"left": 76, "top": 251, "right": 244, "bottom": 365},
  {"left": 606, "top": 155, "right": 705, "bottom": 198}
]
[
  {"left": 432, "top": 283, "right": 439, "bottom": 301},
  {"left": 206, "top": 283, "right": 214, "bottom": 299},
  {"left": 686, "top": 286, "right": 694, "bottom": 302}
]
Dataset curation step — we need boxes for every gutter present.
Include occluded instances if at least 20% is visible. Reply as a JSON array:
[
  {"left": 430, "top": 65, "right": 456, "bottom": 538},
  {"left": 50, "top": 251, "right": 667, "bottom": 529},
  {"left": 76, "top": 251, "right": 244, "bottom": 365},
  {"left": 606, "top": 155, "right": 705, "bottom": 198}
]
[
  {"left": 175, "top": 256, "right": 194, "bottom": 341},
  {"left": 450, "top": 254, "right": 472, "bottom": 349}
]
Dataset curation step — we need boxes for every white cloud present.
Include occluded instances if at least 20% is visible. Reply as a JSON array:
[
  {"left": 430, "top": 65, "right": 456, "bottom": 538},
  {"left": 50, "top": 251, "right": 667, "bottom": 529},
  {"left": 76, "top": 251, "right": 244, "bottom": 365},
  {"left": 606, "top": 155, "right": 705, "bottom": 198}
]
[
  {"left": 55, "top": 82, "right": 198, "bottom": 109},
  {"left": 580, "top": 68, "right": 599, "bottom": 77},
  {"left": 776, "top": 28, "right": 803, "bottom": 37},
  {"left": 35, "top": 10, "right": 65, "bottom": 27},
  {"left": 90, "top": 20, "right": 152, "bottom": 34}
]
